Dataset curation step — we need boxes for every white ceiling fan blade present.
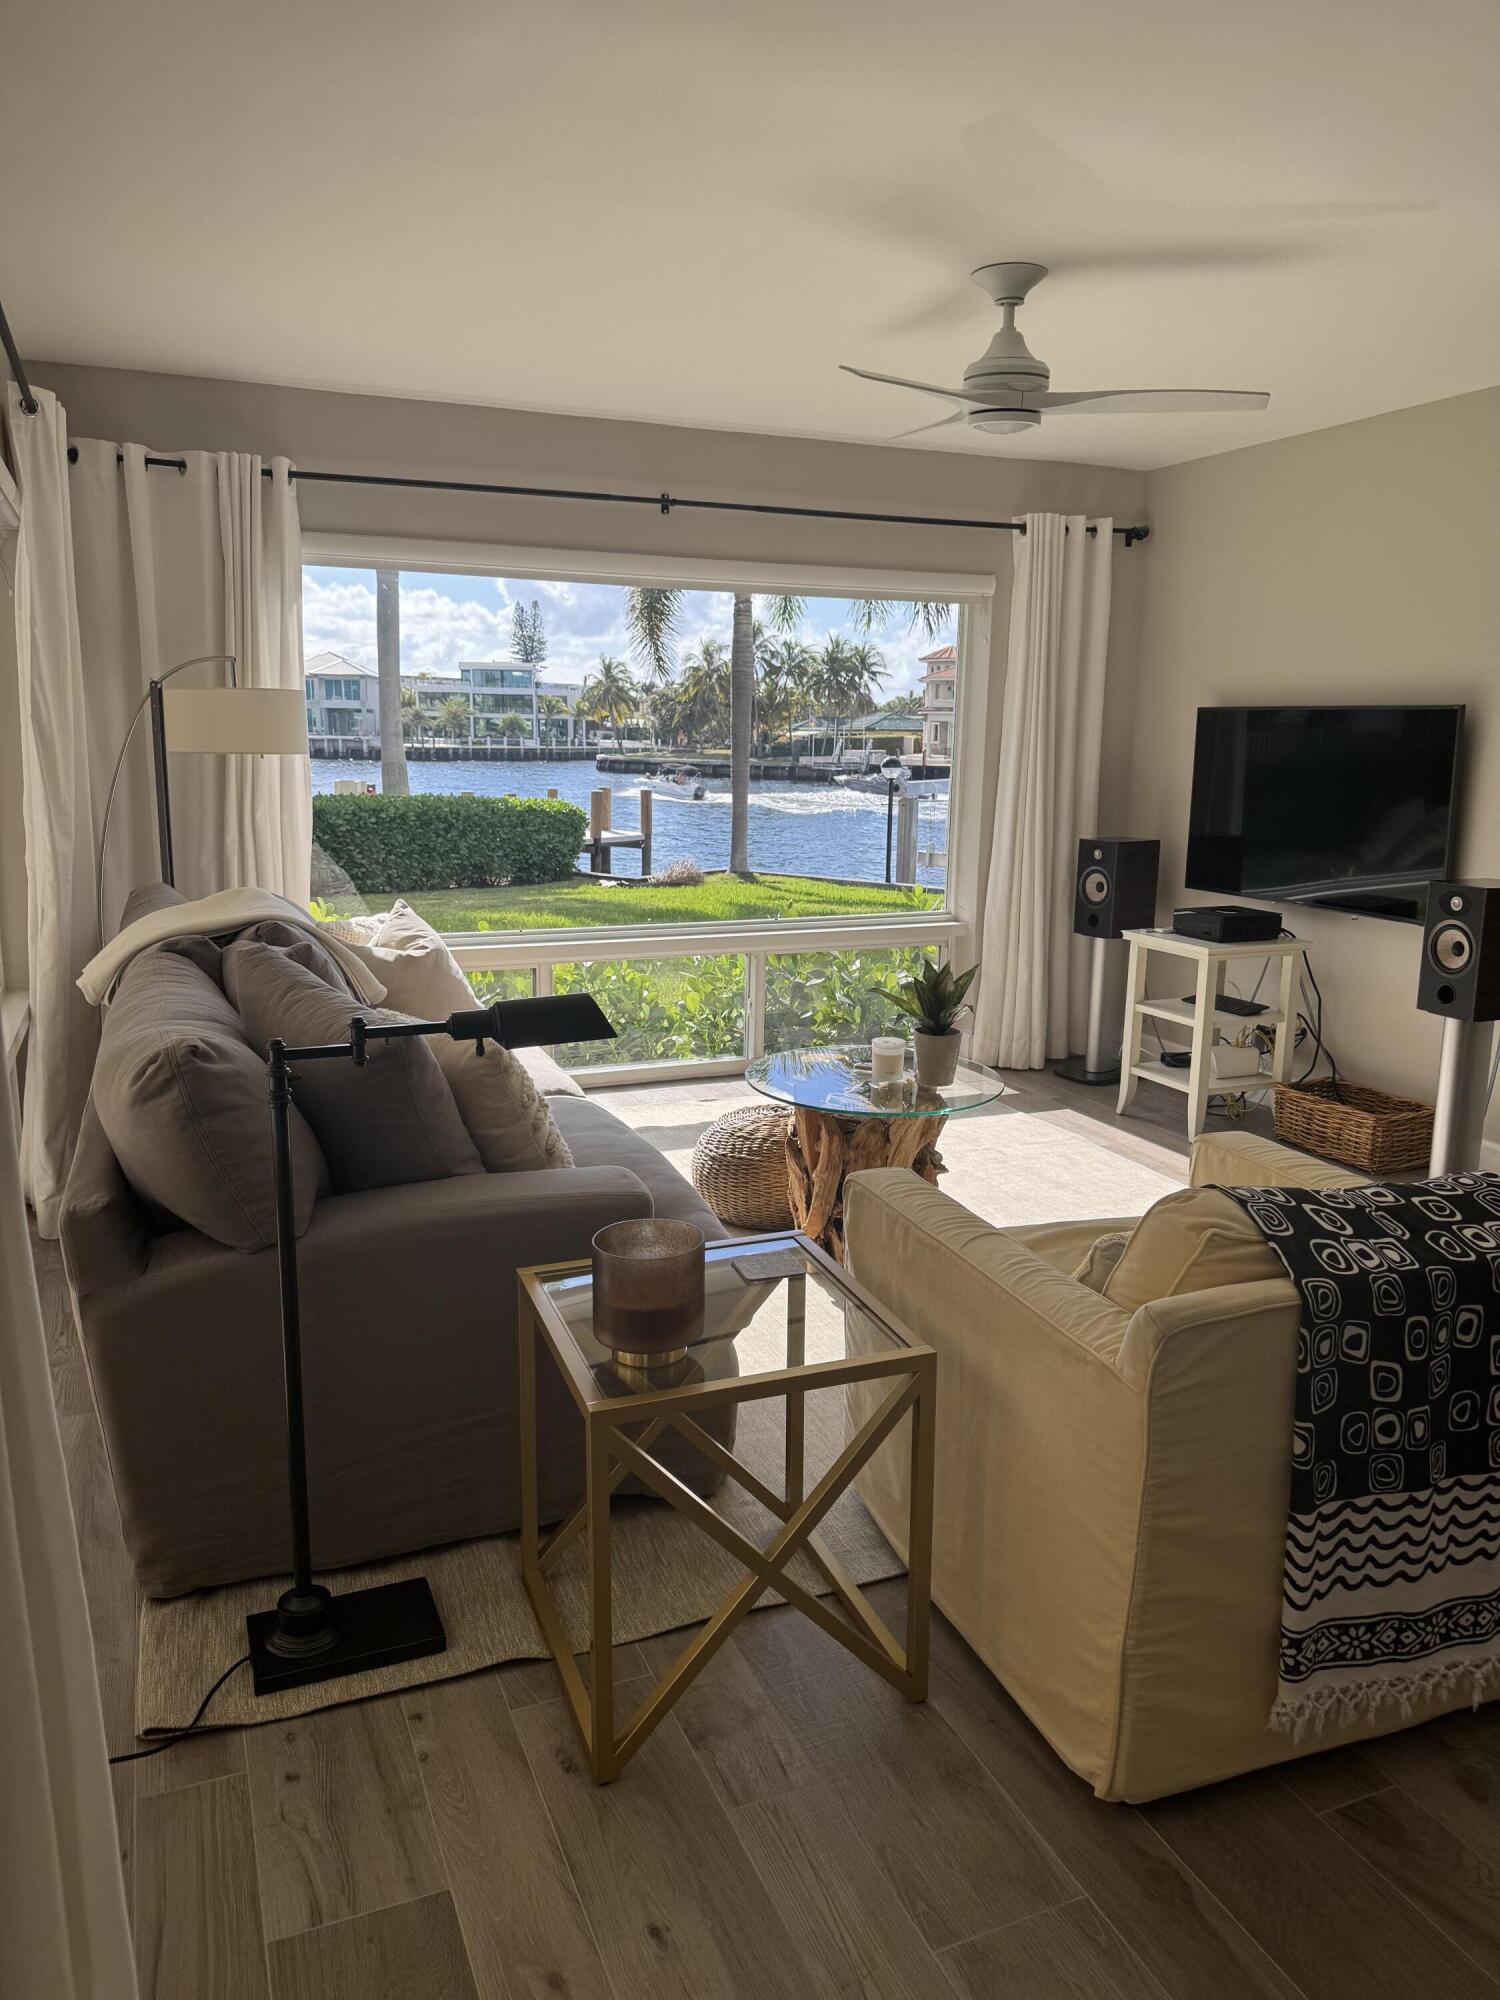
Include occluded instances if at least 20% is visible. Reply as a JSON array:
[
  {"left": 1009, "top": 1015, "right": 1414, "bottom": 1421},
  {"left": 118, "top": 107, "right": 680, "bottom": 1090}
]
[
  {"left": 840, "top": 364, "right": 989, "bottom": 407},
  {"left": 1032, "top": 389, "right": 1270, "bottom": 414},
  {"left": 890, "top": 411, "right": 970, "bottom": 440}
]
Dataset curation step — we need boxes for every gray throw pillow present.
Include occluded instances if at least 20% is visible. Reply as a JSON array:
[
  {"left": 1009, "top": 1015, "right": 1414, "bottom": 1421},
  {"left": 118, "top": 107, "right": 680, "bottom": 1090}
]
[
  {"left": 235, "top": 919, "right": 358, "bottom": 996},
  {"left": 223, "top": 939, "right": 484, "bottom": 1193},
  {"left": 92, "top": 943, "right": 328, "bottom": 1252}
]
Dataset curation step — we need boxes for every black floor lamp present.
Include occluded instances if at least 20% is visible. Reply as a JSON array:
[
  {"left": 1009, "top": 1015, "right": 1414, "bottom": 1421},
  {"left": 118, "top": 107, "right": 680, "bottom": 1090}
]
[
  {"left": 94, "top": 652, "right": 309, "bottom": 942},
  {"left": 247, "top": 992, "right": 617, "bottom": 1695}
]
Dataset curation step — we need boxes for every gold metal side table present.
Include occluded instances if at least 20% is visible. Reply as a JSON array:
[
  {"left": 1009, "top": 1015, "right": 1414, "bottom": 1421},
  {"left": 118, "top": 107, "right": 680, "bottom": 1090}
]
[{"left": 517, "top": 1231, "right": 936, "bottom": 1784}]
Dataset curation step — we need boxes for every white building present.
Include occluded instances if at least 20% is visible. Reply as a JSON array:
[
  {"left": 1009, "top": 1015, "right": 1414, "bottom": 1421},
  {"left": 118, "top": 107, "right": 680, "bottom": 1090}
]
[
  {"left": 304, "top": 652, "right": 378, "bottom": 740},
  {"left": 918, "top": 643, "right": 957, "bottom": 760},
  {"left": 405, "top": 662, "right": 540, "bottom": 740}
]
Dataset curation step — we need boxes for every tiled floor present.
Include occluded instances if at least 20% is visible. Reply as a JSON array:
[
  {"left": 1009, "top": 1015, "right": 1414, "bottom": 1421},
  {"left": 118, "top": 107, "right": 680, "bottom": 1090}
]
[{"left": 46, "top": 1070, "right": 1500, "bottom": 2000}]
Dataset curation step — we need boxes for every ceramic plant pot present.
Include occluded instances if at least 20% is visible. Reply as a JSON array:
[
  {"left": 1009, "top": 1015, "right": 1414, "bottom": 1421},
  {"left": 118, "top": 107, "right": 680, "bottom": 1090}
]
[{"left": 913, "top": 1028, "right": 960, "bottom": 1088}]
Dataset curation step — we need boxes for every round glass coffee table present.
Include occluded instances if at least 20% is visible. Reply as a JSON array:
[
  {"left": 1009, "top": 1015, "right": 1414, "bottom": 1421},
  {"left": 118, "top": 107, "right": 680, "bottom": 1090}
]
[{"left": 745, "top": 1044, "right": 1005, "bottom": 1260}]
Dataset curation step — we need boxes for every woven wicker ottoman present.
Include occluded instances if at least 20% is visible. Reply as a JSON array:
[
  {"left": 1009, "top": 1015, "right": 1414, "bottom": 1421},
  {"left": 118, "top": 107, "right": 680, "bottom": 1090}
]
[{"left": 691, "top": 1104, "right": 795, "bottom": 1232}]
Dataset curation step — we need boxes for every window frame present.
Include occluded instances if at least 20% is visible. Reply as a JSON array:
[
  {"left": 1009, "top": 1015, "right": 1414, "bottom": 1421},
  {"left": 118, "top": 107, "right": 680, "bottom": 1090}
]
[{"left": 302, "top": 533, "right": 992, "bottom": 1082}]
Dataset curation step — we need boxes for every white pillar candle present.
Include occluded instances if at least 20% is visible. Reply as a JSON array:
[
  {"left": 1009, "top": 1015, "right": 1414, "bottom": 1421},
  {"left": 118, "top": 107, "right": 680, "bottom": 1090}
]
[{"left": 870, "top": 1036, "right": 906, "bottom": 1082}]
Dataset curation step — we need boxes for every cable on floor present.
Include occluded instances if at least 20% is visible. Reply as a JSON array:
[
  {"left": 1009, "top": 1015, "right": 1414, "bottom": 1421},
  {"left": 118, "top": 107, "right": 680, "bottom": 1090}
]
[{"left": 108, "top": 1655, "right": 251, "bottom": 1764}]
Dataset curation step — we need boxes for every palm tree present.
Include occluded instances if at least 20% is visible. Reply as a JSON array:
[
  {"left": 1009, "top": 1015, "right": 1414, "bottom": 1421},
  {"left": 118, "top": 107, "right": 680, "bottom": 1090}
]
[
  {"left": 538, "top": 691, "right": 571, "bottom": 745},
  {"left": 845, "top": 640, "right": 888, "bottom": 723},
  {"left": 812, "top": 635, "right": 887, "bottom": 743},
  {"left": 756, "top": 636, "right": 815, "bottom": 746},
  {"left": 674, "top": 638, "right": 731, "bottom": 745},
  {"left": 626, "top": 589, "right": 805, "bottom": 877},
  {"left": 580, "top": 656, "right": 638, "bottom": 748},
  {"left": 440, "top": 694, "right": 472, "bottom": 745},
  {"left": 398, "top": 683, "right": 419, "bottom": 743},
  {"left": 375, "top": 569, "right": 410, "bottom": 794}
]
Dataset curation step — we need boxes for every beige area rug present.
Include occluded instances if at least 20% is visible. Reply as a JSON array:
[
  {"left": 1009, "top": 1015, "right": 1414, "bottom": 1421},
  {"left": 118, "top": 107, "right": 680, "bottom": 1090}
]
[{"left": 137, "top": 1377, "right": 903, "bottom": 1733}]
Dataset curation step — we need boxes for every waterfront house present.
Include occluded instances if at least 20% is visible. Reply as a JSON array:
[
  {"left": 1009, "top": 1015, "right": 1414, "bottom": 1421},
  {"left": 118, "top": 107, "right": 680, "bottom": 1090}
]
[
  {"left": 304, "top": 650, "right": 379, "bottom": 745},
  {"left": 919, "top": 642, "right": 957, "bottom": 759}
]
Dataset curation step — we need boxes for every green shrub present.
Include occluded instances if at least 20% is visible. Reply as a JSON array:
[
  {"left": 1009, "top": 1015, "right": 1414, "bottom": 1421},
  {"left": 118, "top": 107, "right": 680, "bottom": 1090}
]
[
  {"left": 765, "top": 947, "right": 935, "bottom": 1048},
  {"left": 311, "top": 793, "right": 586, "bottom": 896},
  {"left": 536, "top": 945, "right": 935, "bottom": 1068},
  {"left": 552, "top": 956, "right": 745, "bottom": 1066}
]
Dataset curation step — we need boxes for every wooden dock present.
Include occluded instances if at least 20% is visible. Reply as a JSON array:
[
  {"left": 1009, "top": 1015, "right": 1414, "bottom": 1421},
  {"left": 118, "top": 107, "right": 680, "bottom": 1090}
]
[{"left": 581, "top": 786, "right": 652, "bottom": 875}]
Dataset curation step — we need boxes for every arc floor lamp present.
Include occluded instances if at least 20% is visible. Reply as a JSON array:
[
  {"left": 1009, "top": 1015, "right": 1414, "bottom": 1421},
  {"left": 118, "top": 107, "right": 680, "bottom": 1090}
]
[{"left": 95, "top": 653, "right": 309, "bottom": 939}]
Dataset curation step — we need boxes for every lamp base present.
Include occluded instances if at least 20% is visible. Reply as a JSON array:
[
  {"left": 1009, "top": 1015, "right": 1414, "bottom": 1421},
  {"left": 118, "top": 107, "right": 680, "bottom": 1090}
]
[
  {"left": 246, "top": 1576, "right": 446, "bottom": 1696},
  {"left": 1051, "top": 1055, "right": 1121, "bottom": 1087}
]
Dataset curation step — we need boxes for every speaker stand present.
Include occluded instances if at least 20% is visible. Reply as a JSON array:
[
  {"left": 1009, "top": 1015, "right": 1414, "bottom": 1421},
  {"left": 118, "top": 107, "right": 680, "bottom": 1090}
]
[
  {"left": 1052, "top": 937, "right": 1127, "bottom": 1088},
  {"left": 1429, "top": 1017, "right": 1497, "bottom": 1176}
]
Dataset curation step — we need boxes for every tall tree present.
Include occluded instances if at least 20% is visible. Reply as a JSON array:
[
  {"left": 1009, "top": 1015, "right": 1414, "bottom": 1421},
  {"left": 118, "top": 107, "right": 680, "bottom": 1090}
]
[
  {"left": 538, "top": 691, "right": 571, "bottom": 744},
  {"left": 510, "top": 599, "right": 549, "bottom": 664},
  {"left": 626, "top": 588, "right": 806, "bottom": 877},
  {"left": 674, "top": 638, "right": 731, "bottom": 743},
  {"left": 728, "top": 594, "right": 755, "bottom": 872},
  {"left": 813, "top": 634, "right": 887, "bottom": 740},
  {"left": 580, "top": 656, "right": 638, "bottom": 748},
  {"left": 440, "top": 694, "right": 472, "bottom": 744},
  {"left": 756, "top": 636, "right": 815, "bottom": 745},
  {"left": 375, "top": 568, "right": 410, "bottom": 794}
]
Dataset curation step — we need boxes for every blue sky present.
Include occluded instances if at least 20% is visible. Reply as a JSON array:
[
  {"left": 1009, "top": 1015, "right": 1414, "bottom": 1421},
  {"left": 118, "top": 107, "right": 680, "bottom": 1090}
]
[{"left": 301, "top": 567, "right": 954, "bottom": 701}]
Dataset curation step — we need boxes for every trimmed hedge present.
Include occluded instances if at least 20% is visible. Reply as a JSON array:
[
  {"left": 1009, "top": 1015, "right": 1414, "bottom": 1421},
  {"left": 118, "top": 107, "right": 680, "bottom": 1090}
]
[{"left": 311, "top": 792, "right": 586, "bottom": 895}]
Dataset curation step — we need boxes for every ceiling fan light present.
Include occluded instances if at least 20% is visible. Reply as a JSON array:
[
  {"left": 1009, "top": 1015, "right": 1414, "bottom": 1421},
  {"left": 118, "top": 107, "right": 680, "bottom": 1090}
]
[{"left": 971, "top": 409, "right": 1042, "bottom": 435}]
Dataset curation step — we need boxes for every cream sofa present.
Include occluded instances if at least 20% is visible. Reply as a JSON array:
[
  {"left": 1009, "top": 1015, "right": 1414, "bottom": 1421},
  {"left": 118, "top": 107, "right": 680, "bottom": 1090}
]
[{"left": 844, "top": 1129, "right": 1485, "bottom": 1803}]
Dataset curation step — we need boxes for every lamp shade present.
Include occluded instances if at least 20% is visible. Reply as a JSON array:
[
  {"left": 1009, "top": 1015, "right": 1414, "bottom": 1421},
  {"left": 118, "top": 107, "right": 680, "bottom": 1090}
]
[{"left": 162, "top": 685, "right": 309, "bottom": 755}]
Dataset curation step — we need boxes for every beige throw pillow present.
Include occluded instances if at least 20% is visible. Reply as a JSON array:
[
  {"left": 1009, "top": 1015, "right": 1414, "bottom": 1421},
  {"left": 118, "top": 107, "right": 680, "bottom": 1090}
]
[
  {"left": 224, "top": 939, "right": 483, "bottom": 1193},
  {"left": 323, "top": 901, "right": 581, "bottom": 1150},
  {"left": 1071, "top": 1230, "right": 1131, "bottom": 1294},
  {"left": 92, "top": 942, "right": 327, "bottom": 1251},
  {"left": 434, "top": 1038, "right": 574, "bottom": 1171},
  {"left": 1102, "top": 1187, "right": 1285, "bottom": 1315}
]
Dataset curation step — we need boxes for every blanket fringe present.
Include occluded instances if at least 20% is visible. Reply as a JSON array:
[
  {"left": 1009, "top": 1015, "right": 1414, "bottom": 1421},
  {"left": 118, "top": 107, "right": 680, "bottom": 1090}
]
[{"left": 1272, "top": 1653, "right": 1500, "bottom": 1738}]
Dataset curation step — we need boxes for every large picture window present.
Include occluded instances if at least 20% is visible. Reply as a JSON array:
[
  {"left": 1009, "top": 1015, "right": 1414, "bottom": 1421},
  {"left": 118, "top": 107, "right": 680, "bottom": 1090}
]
[{"left": 301, "top": 542, "right": 983, "bottom": 1075}]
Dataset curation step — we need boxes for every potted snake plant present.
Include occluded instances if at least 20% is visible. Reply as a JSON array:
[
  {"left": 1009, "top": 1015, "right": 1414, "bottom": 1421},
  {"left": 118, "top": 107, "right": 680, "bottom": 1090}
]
[{"left": 881, "top": 958, "right": 978, "bottom": 1087}]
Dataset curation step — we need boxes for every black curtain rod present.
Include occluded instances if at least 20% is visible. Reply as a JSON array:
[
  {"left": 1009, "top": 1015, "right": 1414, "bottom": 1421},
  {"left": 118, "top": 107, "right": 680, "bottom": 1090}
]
[
  {"left": 0, "top": 297, "right": 39, "bottom": 416},
  {"left": 63, "top": 445, "right": 1150, "bottom": 546}
]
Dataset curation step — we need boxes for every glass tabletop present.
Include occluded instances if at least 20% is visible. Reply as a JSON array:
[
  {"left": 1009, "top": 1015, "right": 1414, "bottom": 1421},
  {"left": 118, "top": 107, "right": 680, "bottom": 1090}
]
[
  {"left": 745, "top": 1043, "right": 1006, "bottom": 1119},
  {"left": 534, "top": 1234, "right": 915, "bottom": 1409}
]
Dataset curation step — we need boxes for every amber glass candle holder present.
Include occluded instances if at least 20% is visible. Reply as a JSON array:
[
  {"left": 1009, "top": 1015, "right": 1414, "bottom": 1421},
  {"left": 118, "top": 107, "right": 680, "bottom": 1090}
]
[{"left": 591, "top": 1219, "right": 706, "bottom": 1366}]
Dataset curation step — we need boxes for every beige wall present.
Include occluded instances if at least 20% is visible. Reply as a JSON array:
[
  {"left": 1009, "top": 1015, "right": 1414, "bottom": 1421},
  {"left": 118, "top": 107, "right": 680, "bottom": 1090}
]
[
  {"left": 1125, "top": 387, "right": 1500, "bottom": 1143},
  {"left": 21, "top": 360, "right": 1147, "bottom": 940}
]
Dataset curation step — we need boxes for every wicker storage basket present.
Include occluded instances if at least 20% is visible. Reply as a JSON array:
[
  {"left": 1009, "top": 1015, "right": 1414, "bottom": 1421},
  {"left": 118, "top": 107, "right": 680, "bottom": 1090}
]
[
  {"left": 1272, "top": 1077, "right": 1434, "bottom": 1175},
  {"left": 691, "top": 1105, "right": 795, "bottom": 1231}
]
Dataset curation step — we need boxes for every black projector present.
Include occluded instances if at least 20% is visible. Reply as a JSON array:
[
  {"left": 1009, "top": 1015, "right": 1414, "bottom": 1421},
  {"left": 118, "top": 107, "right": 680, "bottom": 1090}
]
[{"left": 1172, "top": 904, "right": 1282, "bottom": 944}]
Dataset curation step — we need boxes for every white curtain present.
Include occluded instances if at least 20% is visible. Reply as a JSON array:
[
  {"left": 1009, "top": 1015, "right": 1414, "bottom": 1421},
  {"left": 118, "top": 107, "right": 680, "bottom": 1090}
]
[
  {"left": 4, "top": 388, "right": 100, "bottom": 1238},
  {"left": 0, "top": 1043, "right": 137, "bottom": 1998},
  {"left": 972, "top": 514, "right": 1113, "bottom": 1069},
  {"left": 71, "top": 439, "right": 310, "bottom": 928},
  {"left": 3, "top": 389, "right": 309, "bottom": 1233}
]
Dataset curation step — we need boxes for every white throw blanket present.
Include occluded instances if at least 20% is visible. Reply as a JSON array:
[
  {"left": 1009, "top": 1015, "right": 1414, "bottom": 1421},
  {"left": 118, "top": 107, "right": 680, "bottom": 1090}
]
[{"left": 76, "top": 889, "right": 389, "bottom": 1007}]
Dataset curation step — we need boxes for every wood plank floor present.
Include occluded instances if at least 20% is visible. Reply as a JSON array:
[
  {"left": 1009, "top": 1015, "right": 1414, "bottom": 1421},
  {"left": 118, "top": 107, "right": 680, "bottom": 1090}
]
[{"left": 45, "top": 1070, "right": 1500, "bottom": 2000}]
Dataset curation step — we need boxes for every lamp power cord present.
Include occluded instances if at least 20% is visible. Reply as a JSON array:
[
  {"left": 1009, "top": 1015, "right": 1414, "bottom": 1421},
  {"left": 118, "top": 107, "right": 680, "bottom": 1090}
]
[{"left": 107, "top": 1654, "right": 250, "bottom": 1764}]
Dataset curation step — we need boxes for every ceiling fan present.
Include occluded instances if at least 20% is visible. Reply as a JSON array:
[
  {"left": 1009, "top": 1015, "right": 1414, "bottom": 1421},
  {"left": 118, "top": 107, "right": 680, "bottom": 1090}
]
[{"left": 842, "top": 262, "right": 1269, "bottom": 437}]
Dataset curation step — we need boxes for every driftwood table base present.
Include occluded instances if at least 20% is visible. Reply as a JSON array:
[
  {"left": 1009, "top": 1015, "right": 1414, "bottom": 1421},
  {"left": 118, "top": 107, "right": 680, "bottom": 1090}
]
[{"left": 784, "top": 1104, "right": 947, "bottom": 1261}]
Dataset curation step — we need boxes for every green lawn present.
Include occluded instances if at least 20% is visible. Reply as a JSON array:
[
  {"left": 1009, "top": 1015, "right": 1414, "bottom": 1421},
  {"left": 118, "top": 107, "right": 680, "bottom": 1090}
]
[{"left": 324, "top": 872, "right": 940, "bottom": 933}]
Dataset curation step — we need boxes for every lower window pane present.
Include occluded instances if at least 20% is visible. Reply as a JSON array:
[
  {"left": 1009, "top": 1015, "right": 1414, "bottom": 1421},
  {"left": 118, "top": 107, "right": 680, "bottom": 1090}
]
[
  {"left": 464, "top": 967, "right": 537, "bottom": 1005},
  {"left": 764, "top": 946, "right": 936, "bottom": 1052},
  {"left": 552, "top": 956, "right": 745, "bottom": 1066}
]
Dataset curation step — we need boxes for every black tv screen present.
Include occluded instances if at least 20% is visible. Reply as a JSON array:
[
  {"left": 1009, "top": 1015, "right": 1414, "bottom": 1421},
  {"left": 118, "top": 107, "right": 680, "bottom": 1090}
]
[{"left": 1185, "top": 705, "right": 1464, "bottom": 923}]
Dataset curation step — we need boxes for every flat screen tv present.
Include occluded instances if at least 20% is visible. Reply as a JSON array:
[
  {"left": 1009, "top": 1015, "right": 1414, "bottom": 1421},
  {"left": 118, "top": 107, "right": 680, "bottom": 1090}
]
[{"left": 1185, "top": 705, "right": 1464, "bottom": 924}]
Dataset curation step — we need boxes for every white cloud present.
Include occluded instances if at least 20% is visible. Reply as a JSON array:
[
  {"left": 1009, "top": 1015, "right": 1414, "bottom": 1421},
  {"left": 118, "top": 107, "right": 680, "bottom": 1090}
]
[{"left": 301, "top": 568, "right": 955, "bottom": 696}]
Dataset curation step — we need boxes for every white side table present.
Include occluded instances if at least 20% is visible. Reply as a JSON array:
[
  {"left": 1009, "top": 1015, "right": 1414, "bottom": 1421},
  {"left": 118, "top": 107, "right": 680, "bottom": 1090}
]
[{"left": 1115, "top": 929, "right": 1307, "bottom": 1140}]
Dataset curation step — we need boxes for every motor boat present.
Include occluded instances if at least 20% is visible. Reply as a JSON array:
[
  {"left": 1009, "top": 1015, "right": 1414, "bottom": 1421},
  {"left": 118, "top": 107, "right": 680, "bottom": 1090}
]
[
  {"left": 658, "top": 767, "right": 708, "bottom": 800},
  {"left": 835, "top": 763, "right": 910, "bottom": 793}
]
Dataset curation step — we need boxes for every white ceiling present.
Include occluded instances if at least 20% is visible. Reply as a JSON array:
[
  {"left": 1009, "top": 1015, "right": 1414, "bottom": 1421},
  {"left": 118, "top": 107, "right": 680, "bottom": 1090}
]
[{"left": 3, "top": 0, "right": 1498, "bottom": 471}]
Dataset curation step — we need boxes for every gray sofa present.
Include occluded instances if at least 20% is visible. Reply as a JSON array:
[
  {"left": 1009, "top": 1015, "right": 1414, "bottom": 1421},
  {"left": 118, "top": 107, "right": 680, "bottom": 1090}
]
[{"left": 60, "top": 900, "right": 727, "bottom": 1598}]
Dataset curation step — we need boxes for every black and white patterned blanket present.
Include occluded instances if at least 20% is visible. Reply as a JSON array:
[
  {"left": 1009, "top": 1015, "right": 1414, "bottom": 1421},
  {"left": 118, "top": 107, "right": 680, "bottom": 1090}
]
[{"left": 1219, "top": 1173, "right": 1500, "bottom": 1733}]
